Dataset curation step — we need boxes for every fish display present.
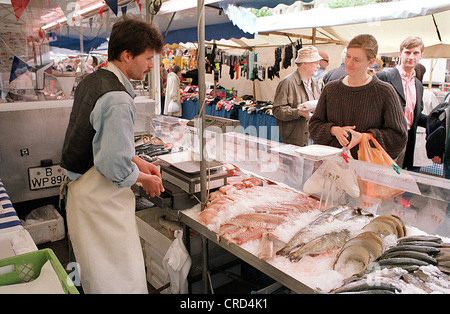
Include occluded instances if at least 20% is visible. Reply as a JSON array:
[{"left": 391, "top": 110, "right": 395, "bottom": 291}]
[
  {"left": 197, "top": 176, "right": 321, "bottom": 245},
  {"left": 373, "top": 235, "right": 449, "bottom": 275},
  {"left": 198, "top": 178, "right": 319, "bottom": 227},
  {"left": 331, "top": 235, "right": 450, "bottom": 294},
  {"left": 193, "top": 173, "right": 450, "bottom": 293},
  {"left": 276, "top": 205, "right": 372, "bottom": 257}
]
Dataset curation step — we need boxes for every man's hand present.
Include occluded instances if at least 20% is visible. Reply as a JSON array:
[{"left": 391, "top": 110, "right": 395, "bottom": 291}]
[
  {"left": 133, "top": 155, "right": 162, "bottom": 178},
  {"left": 297, "top": 109, "right": 312, "bottom": 120},
  {"left": 138, "top": 173, "right": 164, "bottom": 198},
  {"left": 133, "top": 155, "right": 164, "bottom": 197},
  {"left": 432, "top": 156, "right": 442, "bottom": 164}
]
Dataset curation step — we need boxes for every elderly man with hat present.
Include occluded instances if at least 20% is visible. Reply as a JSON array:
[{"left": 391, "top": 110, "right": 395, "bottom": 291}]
[{"left": 273, "top": 46, "right": 322, "bottom": 147}]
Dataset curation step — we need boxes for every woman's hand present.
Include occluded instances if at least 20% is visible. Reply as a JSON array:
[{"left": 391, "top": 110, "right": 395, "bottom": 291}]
[
  {"left": 346, "top": 129, "right": 362, "bottom": 150},
  {"left": 330, "top": 126, "right": 356, "bottom": 147}
]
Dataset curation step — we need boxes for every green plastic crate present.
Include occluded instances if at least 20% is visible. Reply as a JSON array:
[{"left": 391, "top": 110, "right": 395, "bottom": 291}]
[{"left": 0, "top": 248, "right": 79, "bottom": 294}]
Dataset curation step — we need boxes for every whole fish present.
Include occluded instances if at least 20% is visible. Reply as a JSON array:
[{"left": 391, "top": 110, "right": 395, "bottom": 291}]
[
  {"left": 398, "top": 241, "right": 442, "bottom": 248},
  {"left": 331, "top": 278, "right": 400, "bottom": 294},
  {"left": 277, "top": 205, "right": 355, "bottom": 256},
  {"left": 288, "top": 230, "right": 350, "bottom": 262},
  {"left": 378, "top": 250, "right": 438, "bottom": 266},
  {"left": 398, "top": 235, "right": 443, "bottom": 244},
  {"left": 377, "top": 257, "right": 430, "bottom": 267},
  {"left": 381, "top": 245, "right": 440, "bottom": 256},
  {"left": 337, "top": 289, "right": 395, "bottom": 294}
]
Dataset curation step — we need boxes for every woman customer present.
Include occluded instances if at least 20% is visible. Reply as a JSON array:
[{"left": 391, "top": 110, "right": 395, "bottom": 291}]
[
  {"left": 164, "top": 65, "right": 182, "bottom": 116},
  {"left": 309, "top": 34, "right": 407, "bottom": 159}
]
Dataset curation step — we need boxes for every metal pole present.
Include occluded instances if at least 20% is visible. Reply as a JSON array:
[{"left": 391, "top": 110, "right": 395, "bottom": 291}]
[
  {"left": 197, "top": 1, "right": 207, "bottom": 212},
  {"left": 197, "top": 0, "right": 209, "bottom": 294}
]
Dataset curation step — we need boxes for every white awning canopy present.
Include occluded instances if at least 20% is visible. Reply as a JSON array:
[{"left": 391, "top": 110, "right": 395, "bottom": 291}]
[{"left": 254, "top": 0, "right": 450, "bottom": 54}]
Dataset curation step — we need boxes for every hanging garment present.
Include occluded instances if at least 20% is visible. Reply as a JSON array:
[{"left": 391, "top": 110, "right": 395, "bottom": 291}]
[
  {"left": 229, "top": 55, "right": 235, "bottom": 80},
  {"left": 283, "top": 45, "right": 293, "bottom": 69}
]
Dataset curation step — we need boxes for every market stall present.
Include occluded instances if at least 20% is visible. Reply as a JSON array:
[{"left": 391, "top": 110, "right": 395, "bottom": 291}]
[
  {"left": 1, "top": 0, "right": 450, "bottom": 295},
  {"left": 134, "top": 114, "right": 450, "bottom": 294}
]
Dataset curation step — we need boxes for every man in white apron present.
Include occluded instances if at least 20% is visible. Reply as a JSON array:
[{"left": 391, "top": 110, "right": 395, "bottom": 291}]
[{"left": 60, "top": 17, "right": 165, "bottom": 294}]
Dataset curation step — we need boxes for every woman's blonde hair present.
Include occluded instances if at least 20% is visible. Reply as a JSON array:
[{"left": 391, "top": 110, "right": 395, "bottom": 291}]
[{"left": 346, "top": 34, "right": 378, "bottom": 60}]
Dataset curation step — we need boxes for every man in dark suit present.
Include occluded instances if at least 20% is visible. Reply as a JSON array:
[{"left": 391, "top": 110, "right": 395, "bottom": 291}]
[{"left": 377, "top": 37, "right": 428, "bottom": 170}]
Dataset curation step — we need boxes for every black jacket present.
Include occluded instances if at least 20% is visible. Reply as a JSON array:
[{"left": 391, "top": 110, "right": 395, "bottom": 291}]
[
  {"left": 61, "top": 69, "right": 130, "bottom": 174},
  {"left": 377, "top": 68, "right": 427, "bottom": 169}
]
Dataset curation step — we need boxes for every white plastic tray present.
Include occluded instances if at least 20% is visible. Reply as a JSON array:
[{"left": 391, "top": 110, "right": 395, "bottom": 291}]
[{"left": 295, "top": 144, "right": 342, "bottom": 160}]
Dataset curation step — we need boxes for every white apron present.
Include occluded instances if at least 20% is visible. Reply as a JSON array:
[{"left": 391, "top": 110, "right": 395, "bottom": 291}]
[{"left": 66, "top": 167, "right": 148, "bottom": 294}]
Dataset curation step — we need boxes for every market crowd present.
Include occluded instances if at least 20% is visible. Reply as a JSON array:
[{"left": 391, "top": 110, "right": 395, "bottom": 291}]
[{"left": 273, "top": 34, "right": 448, "bottom": 179}]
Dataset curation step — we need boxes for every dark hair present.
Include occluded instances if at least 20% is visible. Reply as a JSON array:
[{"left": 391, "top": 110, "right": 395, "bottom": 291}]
[
  {"left": 172, "top": 65, "right": 181, "bottom": 74},
  {"left": 415, "top": 63, "right": 426, "bottom": 82},
  {"left": 108, "top": 16, "right": 164, "bottom": 61}
]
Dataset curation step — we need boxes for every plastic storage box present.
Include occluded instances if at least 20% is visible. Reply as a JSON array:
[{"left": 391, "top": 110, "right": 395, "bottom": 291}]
[
  {"left": 22, "top": 205, "right": 65, "bottom": 245},
  {"left": 0, "top": 248, "right": 78, "bottom": 294}
]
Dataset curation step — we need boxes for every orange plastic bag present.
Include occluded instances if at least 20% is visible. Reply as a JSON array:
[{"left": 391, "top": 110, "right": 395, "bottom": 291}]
[{"left": 357, "top": 133, "right": 403, "bottom": 202}]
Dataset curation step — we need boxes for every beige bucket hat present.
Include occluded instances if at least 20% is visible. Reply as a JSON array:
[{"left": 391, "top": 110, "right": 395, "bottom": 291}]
[{"left": 295, "top": 46, "right": 323, "bottom": 64}]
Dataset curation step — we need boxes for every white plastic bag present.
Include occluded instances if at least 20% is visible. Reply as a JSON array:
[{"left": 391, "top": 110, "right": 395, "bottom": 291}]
[
  {"left": 162, "top": 230, "right": 192, "bottom": 294},
  {"left": 303, "top": 157, "right": 360, "bottom": 202},
  {"left": 168, "top": 100, "right": 180, "bottom": 113}
]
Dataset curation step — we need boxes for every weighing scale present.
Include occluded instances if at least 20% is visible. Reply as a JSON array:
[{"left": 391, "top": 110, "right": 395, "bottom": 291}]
[
  {"left": 187, "top": 115, "right": 240, "bottom": 132},
  {"left": 158, "top": 152, "right": 227, "bottom": 194},
  {"left": 134, "top": 152, "right": 227, "bottom": 210}
]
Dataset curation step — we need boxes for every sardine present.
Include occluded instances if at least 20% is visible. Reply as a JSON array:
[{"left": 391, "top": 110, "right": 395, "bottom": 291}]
[
  {"left": 331, "top": 278, "right": 400, "bottom": 294},
  {"left": 398, "top": 241, "right": 442, "bottom": 248},
  {"left": 377, "top": 257, "right": 430, "bottom": 267},
  {"left": 377, "top": 264, "right": 421, "bottom": 272},
  {"left": 382, "top": 245, "right": 440, "bottom": 256},
  {"left": 288, "top": 230, "right": 350, "bottom": 262},
  {"left": 337, "top": 289, "right": 395, "bottom": 294},
  {"left": 277, "top": 205, "right": 353, "bottom": 256},
  {"left": 398, "top": 235, "right": 443, "bottom": 244},
  {"left": 378, "top": 250, "right": 438, "bottom": 265}
]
